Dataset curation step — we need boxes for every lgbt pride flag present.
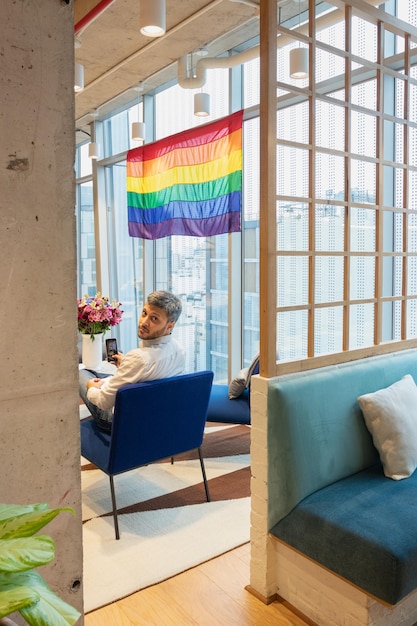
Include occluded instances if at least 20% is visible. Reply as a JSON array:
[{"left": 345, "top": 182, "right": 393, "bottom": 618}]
[{"left": 127, "top": 110, "right": 243, "bottom": 240}]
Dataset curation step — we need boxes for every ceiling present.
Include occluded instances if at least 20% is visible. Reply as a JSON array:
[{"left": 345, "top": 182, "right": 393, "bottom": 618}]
[{"left": 74, "top": 0, "right": 270, "bottom": 130}]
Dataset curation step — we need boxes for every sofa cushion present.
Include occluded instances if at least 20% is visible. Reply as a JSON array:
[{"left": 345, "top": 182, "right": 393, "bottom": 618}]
[
  {"left": 270, "top": 464, "right": 417, "bottom": 605},
  {"left": 358, "top": 374, "right": 417, "bottom": 480},
  {"left": 206, "top": 385, "right": 250, "bottom": 424}
]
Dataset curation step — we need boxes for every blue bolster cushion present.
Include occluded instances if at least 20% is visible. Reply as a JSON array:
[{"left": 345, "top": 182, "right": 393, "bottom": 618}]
[{"left": 206, "top": 385, "right": 250, "bottom": 424}]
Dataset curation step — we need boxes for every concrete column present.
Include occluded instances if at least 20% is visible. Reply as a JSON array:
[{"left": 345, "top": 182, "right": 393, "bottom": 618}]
[{"left": 0, "top": 1, "right": 83, "bottom": 622}]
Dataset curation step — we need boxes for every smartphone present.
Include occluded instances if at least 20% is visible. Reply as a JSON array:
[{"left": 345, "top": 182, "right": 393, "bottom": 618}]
[{"left": 105, "top": 338, "right": 118, "bottom": 362}]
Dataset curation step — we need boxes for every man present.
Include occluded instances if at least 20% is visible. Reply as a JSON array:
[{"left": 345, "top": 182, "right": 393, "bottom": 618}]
[{"left": 79, "top": 290, "right": 185, "bottom": 432}]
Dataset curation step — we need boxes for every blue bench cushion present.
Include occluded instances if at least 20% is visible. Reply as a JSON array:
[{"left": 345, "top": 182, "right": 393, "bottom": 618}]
[
  {"left": 206, "top": 385, "right": 250, "bottom": 424},
  {"left": 270, "top": 463, "right": 417, "bottom": 605}
]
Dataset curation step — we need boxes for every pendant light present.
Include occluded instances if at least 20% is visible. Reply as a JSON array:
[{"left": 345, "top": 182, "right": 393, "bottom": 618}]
[
  {"left": 194, "top": 92, "right": 210, "bottom": 117},
  {"left": 131, "top": 84, "right": 146, "bottom": 142},
  {"left": 140, "top": 0, "right": 166, "bottom": 38},
  {"left": 132, "top": 121, "right": 146, "bottom": 141},
  {"left": 289, "top": 0, "right": 309, "bottom": 80},
  {"left": 89, "top": 112, "right": 99, "bottom": 159},
  {"left": 74, "top": 63, "right": 84, "bottom": 92},
  {"left": 290, "top": 48, "right": 308, "bottom": 79}
]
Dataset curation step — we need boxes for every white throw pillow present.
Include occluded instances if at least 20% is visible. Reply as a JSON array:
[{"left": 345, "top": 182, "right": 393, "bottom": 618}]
[{"left": 357, "top": 374, "right": 417, "bottom": 480}]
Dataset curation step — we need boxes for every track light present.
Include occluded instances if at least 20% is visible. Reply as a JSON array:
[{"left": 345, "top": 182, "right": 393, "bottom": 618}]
[
  {"left": 140, "top": 0, "right": 166, "bottom": 38},
  {"left": 74, "top": 63, "right": 84, "bottom": 92},
  {"left": 194, "top": 92, "right": 210, "bottom": 117}
]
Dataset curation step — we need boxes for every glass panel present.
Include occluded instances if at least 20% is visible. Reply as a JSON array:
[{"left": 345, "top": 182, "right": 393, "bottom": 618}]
[
  {"left": 350, "top": 207, "right": 375, "bottom": 252},
  {"left": 351, "top": 16, "right": 377, "bottom": 63},
  {"left": 277, "top": 202, "right": 309, "bottom": 251},
  {"left": 243, "top": 118, "right": 260, "bottom": 363},
  {"left": 407, "top": 299, "right": 417, "bottom": 338},
  {"left": 349, "top": 303, "right": 375, "bottom": 349},
  {"left": 351, "top": 79, "right": 376, "bottom": 111},
  {"left": 409, "top": 170, "right": 417, "bottom": 210},
  {"left": 315, "top": 152, "right": 345, "bottom": 201},
  {"left": 277, "top": 310, "right": 308, "bottom": 360},
  {"left": 392, "top": 299, "right": 402, "bottom": 341},
  {"left": 407, "top": 255, "right": 417, "bottom": 295},
  {"left": 315, "top": 13, "right": 345, "bottom": 51},
  {"left": 351, "top": 110, "right": 376, "bottom": 158},
  {"left": 350, "top": 256, "right": 375, "bottom": 299},
  {"left": 409, "top": 213, "right": 417, "bottom": 253},
  {"left": 315, "top": 99, "right": 345, "bottom": 150},
  {"left": 392, "top": 211, "right": 403, "bottom": 253},
  {"left": 314, "top": 306, "right": 343, "bottom": 354},
  {"left": 103, "top": 109, "right": 130, "bottom": 157},
  {"left": 351, "top": 159, "right": 376, "bottom": 204},
  {"left": 382, "top": 256, "right": 402, "bottom": 297},
  {"left": 277, "top": 101, "right": 309, "bottom": 144},
  {"left": 381, "top": 300, "right": 396, "bottom": 342},
  {"left": 394, "top": 77, "right": 405, "bottom": 119},
  {"left": 277, "top": 256, "right": 309, "bottom": 307},
  {"left": 409, "top": 83, "right": 417, "bottom": 121},
  {"left": 244, "top": 57, "right": 260, "bottom": 108},
  {"left": 105, "top": 163, "right": 143, "bottom": 353},
  {"left": 409, "top": 126, "right": 417, "bottom": 167},
  {"left": 78, "top": 142, "right": 92, "bottom": 177},
  {"left": 277, "top": 145, "right": 309, "bottom": 198},
  {"left": 315, "top": 47, "right": 345, "bottom": 84},
  {"left": 315, "top": 256, "right": 344, "bottom": 303},
  {"left": 77, "top": 181, "right": 96, "bottom": 298},
  {"left": 315, "top": 202, "right": 344, "bottom": 252}
]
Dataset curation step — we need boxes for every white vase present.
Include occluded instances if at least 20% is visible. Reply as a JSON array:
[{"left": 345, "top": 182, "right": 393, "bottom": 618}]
[{"left": 81, "top": 333, "right": 103, "bottom": 370}]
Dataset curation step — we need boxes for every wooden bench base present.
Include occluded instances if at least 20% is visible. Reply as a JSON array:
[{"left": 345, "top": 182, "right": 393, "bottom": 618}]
[{"left": 270, "top": 538, "right": 417, "bottom": 626}]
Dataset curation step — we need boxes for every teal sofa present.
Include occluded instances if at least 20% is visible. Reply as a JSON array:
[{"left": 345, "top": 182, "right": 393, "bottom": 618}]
[{"left": 267, "top": 349, "right": 417, "bottom": 605}]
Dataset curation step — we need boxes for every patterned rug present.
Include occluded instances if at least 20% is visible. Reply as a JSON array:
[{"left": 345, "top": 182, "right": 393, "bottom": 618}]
[{"left": 81, "top": 415, "right": 251, "bottom": 612}]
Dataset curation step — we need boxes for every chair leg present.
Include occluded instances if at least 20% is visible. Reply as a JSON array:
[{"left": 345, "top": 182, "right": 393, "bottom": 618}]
[
  {"left": 198, "top": 447, "right": 210, "bottom": 502},
  {"left": 109, "top": 475, "right": 120, "bottom": 540}
]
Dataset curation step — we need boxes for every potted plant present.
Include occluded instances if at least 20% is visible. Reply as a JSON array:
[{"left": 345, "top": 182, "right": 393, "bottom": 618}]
[{"left": 0, "top": 503, "right": 81, "bottom": 626}]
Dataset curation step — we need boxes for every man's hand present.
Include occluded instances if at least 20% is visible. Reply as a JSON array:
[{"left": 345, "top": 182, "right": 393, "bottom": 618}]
[
  {"left": 87, "top": 378, "right": 103, "bottom": 390},
  {"left": 112, "top": 353, "right": 123, "bottom": 368}
]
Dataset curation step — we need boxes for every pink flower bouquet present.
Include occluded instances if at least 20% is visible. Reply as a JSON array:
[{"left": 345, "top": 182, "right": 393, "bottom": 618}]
[{"left": 78, "top": 292, "right": 123, "bottom": 336}]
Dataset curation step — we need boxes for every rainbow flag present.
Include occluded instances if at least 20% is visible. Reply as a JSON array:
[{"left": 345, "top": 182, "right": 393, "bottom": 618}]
[{"left": 127, "top": 110, "right": 243, "bottom": 240}]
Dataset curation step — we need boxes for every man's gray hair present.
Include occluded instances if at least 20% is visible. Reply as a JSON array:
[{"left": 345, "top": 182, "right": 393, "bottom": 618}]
[{"left": 147, "top": 290, "right": 182, "bottom": 323}]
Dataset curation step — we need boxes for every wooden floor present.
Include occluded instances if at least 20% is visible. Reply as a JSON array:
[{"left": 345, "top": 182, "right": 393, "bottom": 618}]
[{"left": 84, "top": 542, "right": 309, "bottom": 626}]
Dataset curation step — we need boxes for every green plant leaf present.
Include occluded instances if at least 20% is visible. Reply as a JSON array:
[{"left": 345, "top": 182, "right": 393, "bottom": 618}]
[
  {"left": 0, "top": 504, "right": 48, "bottom": 523},
  {"left": 0, "top": 581, "right": 39, "bottom": 618},
  {"left": 17, "top": 571, "right": 81, "bottom": 626},
  {"left": 0, "top": 506, "right": 74, "bottom": 540},
  {"left": 0, "top": 535, "right": 55, "bottom": 573}
]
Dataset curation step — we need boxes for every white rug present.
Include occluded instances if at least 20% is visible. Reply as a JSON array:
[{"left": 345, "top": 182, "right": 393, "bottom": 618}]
[
  {"left": 81, "top": 419, "right": 251, "bottom": 612},
  {"left": 83, "top": 497, "right": 250, "bottom": 612}
]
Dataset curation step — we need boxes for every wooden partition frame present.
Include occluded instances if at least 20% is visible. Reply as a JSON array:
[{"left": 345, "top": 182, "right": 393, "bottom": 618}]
[{"left": 259, "top": 0, "right": 417, "bottom": 379}]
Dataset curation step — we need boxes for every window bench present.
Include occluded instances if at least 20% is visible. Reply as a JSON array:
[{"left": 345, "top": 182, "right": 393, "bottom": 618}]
[{"left": 250, "top": 348, "right": 417, "bottom": 626}]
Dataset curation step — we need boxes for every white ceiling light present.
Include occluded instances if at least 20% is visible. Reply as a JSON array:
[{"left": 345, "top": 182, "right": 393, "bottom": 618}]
[
  {"left": 140, "top": 0, "right": 166, "bottom": 38},
  {"left": 290, "top": 47, "right": 308, "bottom": 79},
  {"left": 194, "top": 92, "right": 210, "bottom": 117},
  {"left": 74, "top": 63, "right": 84, "bottom": 92},
  {"left": 132, "top": 121, "right": 146, "bottom": 141}
]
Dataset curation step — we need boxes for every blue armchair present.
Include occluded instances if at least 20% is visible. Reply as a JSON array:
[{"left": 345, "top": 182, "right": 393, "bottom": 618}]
[{"left": 80, "top": 370, "right": 214, "bottom": 539}]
